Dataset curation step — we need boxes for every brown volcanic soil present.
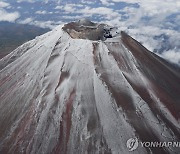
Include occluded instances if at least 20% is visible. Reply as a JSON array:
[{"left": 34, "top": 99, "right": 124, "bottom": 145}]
[{"left": 62, "top": 20, "right": 110, "bottom": 41}]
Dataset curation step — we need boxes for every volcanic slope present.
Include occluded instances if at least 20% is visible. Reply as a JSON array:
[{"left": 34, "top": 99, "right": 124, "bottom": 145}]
[{"left": 0, "top": 20, "right": 180, "bottom": 154}]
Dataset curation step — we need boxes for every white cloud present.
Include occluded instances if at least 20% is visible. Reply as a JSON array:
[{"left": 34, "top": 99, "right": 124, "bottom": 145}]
[
  {"left": 107, "top": 0, "right": 180, "bottom": 28},
  {"left": 35, "top": 10, "right": 47, "bottom": 15},
  {"left": 17, "top": 0, "right": 35, "bottom": 3},
  {"left": 78, "top": 7, "right": 120, "bottom": 20},
  {"left": 81, "top": 0, "right": 94, "bottom": 5},
  {"left": 0, "top": 9, "right": 20, "bottom": 22},
  {"left": 55, "top": 5, "right": 63, "bottom": 9},
  {"left": 63, "top": 5, "right": 76, "bottom": 13},
  {"left": 104, "top": 17, "right": 122, "bottom": 26},
  {"left": 111, "top": 0, "right": 140, "bottom": 3},
  {"left": 57, "top": 4, "right": 84, "bottom": 13},
  {"left": 18, "top": 17, "right": 33, "bottom": 24},
  {"left": 18, "top": 17, "right": 61, "bottom": 29},
  {"left": 62, "top": 15, "right": 82, "bottom": 20},
  {"left": 0, "top": 1, "right": 10, "bottom": 8},
  {"left": 117, "top": 0, "right": 180, "bottom": 19},
  {"left": 55, "top": 4, "right": 83, "bottom": 11},
  {"left": 161, "top": 50, "right": 180, "bottom": 64},
  {"left": 100, "top": 0, "right": 114, "bottom": 5},
  {"left": 30, "top": 20, "right": 57, "bottom": 29},
  {"left": 55, "top": 4, "right": 119, "bottom": 20}
]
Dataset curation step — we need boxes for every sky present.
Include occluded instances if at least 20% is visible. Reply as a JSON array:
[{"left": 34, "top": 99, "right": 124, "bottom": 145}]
[{"left": 0, "top": 0, "right": 179, "bottom": 65}]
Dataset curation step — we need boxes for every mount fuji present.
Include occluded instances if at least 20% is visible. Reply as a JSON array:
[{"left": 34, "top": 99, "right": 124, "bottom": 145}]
[{"left": 0, "top": 20, "right": 180, "bottom": 154}]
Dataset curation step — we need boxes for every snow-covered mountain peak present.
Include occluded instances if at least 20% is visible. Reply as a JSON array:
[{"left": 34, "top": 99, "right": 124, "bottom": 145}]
[{"left": 0, "top": 21, "right": 180, "bottom": 154}]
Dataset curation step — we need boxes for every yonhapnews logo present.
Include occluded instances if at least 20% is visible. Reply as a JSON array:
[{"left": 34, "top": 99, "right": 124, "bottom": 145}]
[
  {"left": 126, "top": 137, "right": 180, "bottom": 151},
  {"left": 126, "top": 137, "right": 139, "bottom": 151}
]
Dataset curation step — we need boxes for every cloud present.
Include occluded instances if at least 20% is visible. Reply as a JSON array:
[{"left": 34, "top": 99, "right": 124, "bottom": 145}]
[
  {"left": 78, "top": 7, "right": 120, "bottom": 20},
  {"left": 118, "top": 0, "right": 180, "bottom": 21},
  {"left": 0, "top": 1, "right": 10, "bottom": 8},
  {"left": 32, "top": 20, "right": 55, "bottom": 29},
  {"left": 35, "top": 10, "right": 47, "bottom": 15},
  {"left": 17, "top": 0, "right": 35, "bottom": 3},
  {"left": 55, "top": 4, "right": 119, "bottom": 20},
  {"left": 27, "top": 20, "right": 60, "bottom": 29},
  {"left": 161, "top": 50, "right": 180, "bottom": 64},
  {"left": 18, "top": 17, "right": 33, "bottom": 24},
  {"left": 111, "top": 0, "right": 140, "bottom": 3},
  {"left": 62, "top": 15, "right": 82, "bottom": 20},
  {"left": 18, "top": 17, "right": 60, "bottom": 29},
  {"left": 81, "top": 0, "right": 94, "bottom": 5},
  {"left": 63, "top": 5, "right": 76, "bottom": 13},
  {"left": 100, "top": 0, "right": 114, "bottom": 6},
  {"left": 55, "top": 4, "right": 83, "bottom": 13},
  {"left": 55, "top": 6, "right": 63, "bottom": 9},
  {"left": 0, "top": 9, "right": 20, "bottom": 22}
]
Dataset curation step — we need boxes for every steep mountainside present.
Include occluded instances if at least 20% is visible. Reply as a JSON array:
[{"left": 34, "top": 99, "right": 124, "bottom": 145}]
[{"left": 0, "top": 20, "right": 180, "bottom": 154}]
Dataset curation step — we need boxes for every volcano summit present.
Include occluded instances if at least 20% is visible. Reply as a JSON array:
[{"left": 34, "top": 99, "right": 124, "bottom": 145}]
[{"left": 0, "top": 20, "right": 180, "bottom": 154}]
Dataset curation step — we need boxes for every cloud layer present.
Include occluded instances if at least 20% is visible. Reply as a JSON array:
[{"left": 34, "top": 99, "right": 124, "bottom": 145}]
[
  {"left": 0, "top": 9, "right": 20, "bottom": 22},
  {"left": 0, "top": 1, "right": 20, "bottom": 22}
]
